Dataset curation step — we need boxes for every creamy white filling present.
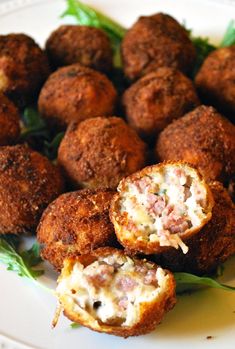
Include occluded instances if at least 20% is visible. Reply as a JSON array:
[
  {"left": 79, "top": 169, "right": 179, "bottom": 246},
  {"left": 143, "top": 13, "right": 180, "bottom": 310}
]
[
  {"left": 119, "top": 165, "right": 208, "bottom": 253},
  {"left": 57, "top": 256, "right": 169, "bottom": 327}
]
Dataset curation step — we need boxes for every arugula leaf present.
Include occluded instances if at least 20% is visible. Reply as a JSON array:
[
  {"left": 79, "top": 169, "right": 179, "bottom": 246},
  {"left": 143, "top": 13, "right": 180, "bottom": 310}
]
[
  {"left": 190, "top": 37, "right": 216, "bottom": 77},
  {"left": 0, "top": 238, "right": 44, "bottom": 279},
  {"left": 174, "top": 272, "right": 235, "bottom": 294},
  {"left": 43, "top": 132, "right": 65, "bottom": 160},
  {"left": 220, "top": 19, "right": 235, "bottom": 47},
  {"left": 61, "top": 0, "right": 127, "bottom": 67},
  {"left": 20, "top": 107, "right": 49, "bottom": 140}
]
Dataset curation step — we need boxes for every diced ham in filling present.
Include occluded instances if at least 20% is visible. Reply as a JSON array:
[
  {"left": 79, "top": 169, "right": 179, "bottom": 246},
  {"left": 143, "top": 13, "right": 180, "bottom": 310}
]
[
  {"left": 56, "top": 254, "right": 170, "bottom": 327},
  {"left": 119, "top": 165, "right": 211, "bottom": 253}
]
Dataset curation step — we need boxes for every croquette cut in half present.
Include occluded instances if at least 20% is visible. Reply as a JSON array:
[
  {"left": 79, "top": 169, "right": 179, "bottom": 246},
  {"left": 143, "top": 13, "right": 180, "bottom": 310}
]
[
  {"left": 0, "top": 144, "right": 64, "bottom": 234},
  {"left": 195, "top": 46, "right": 235, "bottom": 120},
  {"left": 122, "top": 67, "right": 200, "bottom": 140},
  {"left": 0, "top": 33, "right": 50, "bottom": 108},
  {"left": 46, "top": 25, "right": 113, "bottom": 73},
  {"left": 55, "top": 247, "right": 176, "bottom": 337},
  {"left": 110, "top": 162, "right": 214, "bottom": 255},
  {"left": 121, "top": 13, "right": 196, "bottom": 81},
  {"left": 38, "top": 63, "right": 117, "bottom": 130},
  {"left": 156, "top": 105, "right": 235, "bottom": 185},
  {"left": 58, "top": 117, "right": 147, "bottom": 190},
  {"left": 155, "top": 181, "right": 235, "bottom": 275},
  {"left": 37, "top": 188, "right": 117, "bottom": 271},
  {"left": 0, "top": 93, "right": 20, "bottom": 145}
]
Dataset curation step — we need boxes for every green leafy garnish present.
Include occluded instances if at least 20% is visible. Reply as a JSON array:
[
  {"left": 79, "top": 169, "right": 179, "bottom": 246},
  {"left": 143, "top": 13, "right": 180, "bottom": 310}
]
[
  {"left": 191, "top": 37, "right": 216, "bottom": 77},
  {"left": 174, "top": 272, "right": 235, "bottom": 294},
  {"left": 61, "top": 0, "right": 127, "bottom": 67},
  {"left": 43, "top": 132, "right": 65, "bottom": 160},
  {"left": 20, "top": 107, "right": 49, "bottom": 140},
  {"left": 0, "top": 238, "right": 44, "bottom": 279},
  {"left": 70, "top": 322, "right": 80, "bottom": 329},
  {"left": 220, "top": 19, "right": 235, "bottom": 47}
]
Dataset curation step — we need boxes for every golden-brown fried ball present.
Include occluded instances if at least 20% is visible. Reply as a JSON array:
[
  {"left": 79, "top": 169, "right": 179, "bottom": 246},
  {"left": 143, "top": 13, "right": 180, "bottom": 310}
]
[
  {"left": 0, "top": 93, "right": 20, "bottom": 145},
  {"left": 56, "top": 247, "right": 176, "bottom": 337},
  {"left": 122, "top": 68, "right": 200, "bottom": 140},
  {"left": 0, "top": 33, "right": 50, "bottom": 108},
  {"left": 195, "top": 46, "right": 235, "bottom": 120},
  {"left": 58, "top": 117, "right": 147, "bottom": 189},
  {"left": 46, "top": 25, "right": 113, "bottom": 73},
  {"left": 156, "top": 105, "right": 235, "bottom": 185},
  {"left": 0, "top": 144, "right": 64, "bottom": 234},
  {"left": 121, "top": 13, "right": 196, "bottom": 81},
  {"left": 155, "top": 181, "right": 235, "bottom": 275},
  {"left": 37, "top": 188, "right": 117, "bottom": 271},
  {"left": 38, "top": 64, "right": 117, "bottom": 130},
  {"left": 110, "top": 162, "right": 214, "bottom": 255}
]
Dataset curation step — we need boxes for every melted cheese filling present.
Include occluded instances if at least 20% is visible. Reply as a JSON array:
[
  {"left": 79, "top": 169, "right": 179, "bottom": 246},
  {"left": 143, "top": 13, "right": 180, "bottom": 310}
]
[
  {"left": 120, "top": 165, "right": 209, "bottom": 253},
  {"left": 57, "top": 255, "right": 169, "bottom": 327}
]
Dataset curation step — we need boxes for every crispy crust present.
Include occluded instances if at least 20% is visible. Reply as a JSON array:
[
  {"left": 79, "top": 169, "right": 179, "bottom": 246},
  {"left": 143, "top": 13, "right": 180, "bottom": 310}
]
[
  {"left": 37, "top": 188, "right": 117, "bottom": 271},
  {"left": 156, "top": 105, "right": 235, "bottom": 184},
  {"left": 38, "top": 63, "right": 117, "bottom": 130},
  {"left": 57, "top": 117, "right": 147, "bottom": 189},
  {"left": 0, "top": 93, "right": 20, "bottom": 145},
  {"left": 46, "top": 25, "right": 113, "bottom": 73},
  {"left": 154, "top": 181, "right": 235, "bottom": 275},
  {"left": 122, "top": 67, "right": 200, "bottom": 140},
  {"left": 195, "top": 46, "right": 235, "bottom": 119},
  {"left": 57, "top": 247, "right": 176, "bottom": 337},
  {"left": 0, "top": 33, "right": 50, "bottom": 108},
  {"left": 0, "top": 144, "right": 64, "bottom": 234},
  {"left": 121, "top": 13, "right": 196, "bottom": 81},
  {"left": 110, "top": 161, "right": 214, "bottom": 254}
]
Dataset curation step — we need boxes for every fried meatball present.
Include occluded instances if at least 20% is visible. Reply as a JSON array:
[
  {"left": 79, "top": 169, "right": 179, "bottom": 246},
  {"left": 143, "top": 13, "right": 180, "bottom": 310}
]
[
  {"left": 0, "top": 144, "right": 64, "bottom": 234},
  {"left": 110, "top": 162, "right": 214, "bottom": 255},
  {"left": 121, "top": 13, "right": 196, "bottom": 81},
  {"left": 38, "top": 64, "right": 117, "bottom": 130},
  {"left": 46, "top": 25, "right": 113, "bottom": 73},
  {"left": 56, "top": 247, "right": 176, "bottom": 337},
  {"left": 0, "top": 93, "right": 20, "bottom": 145},
  {"left": 122, "top": 68, "right": 200, "bottom": 140},
  {"left": 0, "top": 33, "right": 50, "bottom": 108},
  {"left": 58, "top": 117, "right": 147, "bottom": 189},
  {"left": 156, "top": 105, "right": 235, "bottom": 185},
  {"left": 195, "top": 46, "right": 235, "bottom": 120},
  {"left": 37, "top": 188, "right": 117, "bottom": 271},
  {"left": 155, "top": 181, "right": 235, "bottom": 275}
]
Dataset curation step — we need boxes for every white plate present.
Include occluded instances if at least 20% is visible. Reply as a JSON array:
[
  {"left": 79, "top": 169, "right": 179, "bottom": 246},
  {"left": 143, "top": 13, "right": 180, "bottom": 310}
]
[{"left": 0, "top": 0, "right": 235, "bottom": 348}]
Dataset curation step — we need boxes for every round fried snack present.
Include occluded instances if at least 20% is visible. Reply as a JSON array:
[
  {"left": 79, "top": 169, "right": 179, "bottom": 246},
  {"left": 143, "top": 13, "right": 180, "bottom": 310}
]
[
  {"left": 0, "top": 93, "right": 20, "bottom": 145},
  {"left": 155, "top": 181, "right": 235, "bottom": 275},
  {"left": 122, "top": 68, "right": 200, "bottom": 140},
  {"left": 0, "top": 144, "right": 64, "bottom": 234},
  {"left": 156, "top": 105, "right": 235, "bottom": 185},
  {"left": 46, "top": 25, "right": 113, "bottom": 73},
  {"left": 38, "top": 64, "right": 117, "bottom": 130},
  {"left": 58, "top": 117, "right": 147, "bottom": 189},
  {"left": 56, "top": 247, "right": 176, "bottom": 337},
  {"left": 110, "top": 162, "right": 214, "bottom": 255},
  {"left": 121, "top": 13, "right": 196, "bottom": 81},
  {"left": 0, "top": 33, "right": 50, "bottom": 108},
  {"left": 195, "top": 46, "right": 235, "bottom": 120},
  {"left": 37, "top": 188, "right": 117, "bottom": 271}
]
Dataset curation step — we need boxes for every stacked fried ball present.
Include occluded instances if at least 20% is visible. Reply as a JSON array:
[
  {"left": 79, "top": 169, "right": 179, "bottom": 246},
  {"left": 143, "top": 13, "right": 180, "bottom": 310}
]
[{"left": 0, "top": 12, "right": 235, "bottom": 338}]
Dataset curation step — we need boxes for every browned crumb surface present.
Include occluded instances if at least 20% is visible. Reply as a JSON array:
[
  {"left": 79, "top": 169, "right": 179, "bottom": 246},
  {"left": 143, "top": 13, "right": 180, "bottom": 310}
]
[
  {"left": 38, "top": 63, "right": 117, "bottom": 130},
  {"left": 156, "top": 105, "right": 235, "bottom": 184},
  {"left": 195, "top": 46, "right": 235, "bottom": 119},
  {"left": 0, "top": 144, "right": 64, "bottom": 234},
  {"left": 58, "top": 116, "right": 147, "bottom": 189},
  {"left": 122, "top": 67, "right": 200, "bottom": 140},
  {"left": 155, "top": 181, "right": 235, "bottom": 275},
  {"left": 0, "top": 93, "right": 20, "bottom": 145},
  {"left": 46, "top": 25, "right": 113, "bottom": 73},
  {"left": 121, "top": 13, "right": 196, "bottom": 80},
  {"left": 37, "top": 188, "right": 117, "bottom": 271},
  {"left": 0, "top": 33, "right": 50, "bottom": 108}
]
